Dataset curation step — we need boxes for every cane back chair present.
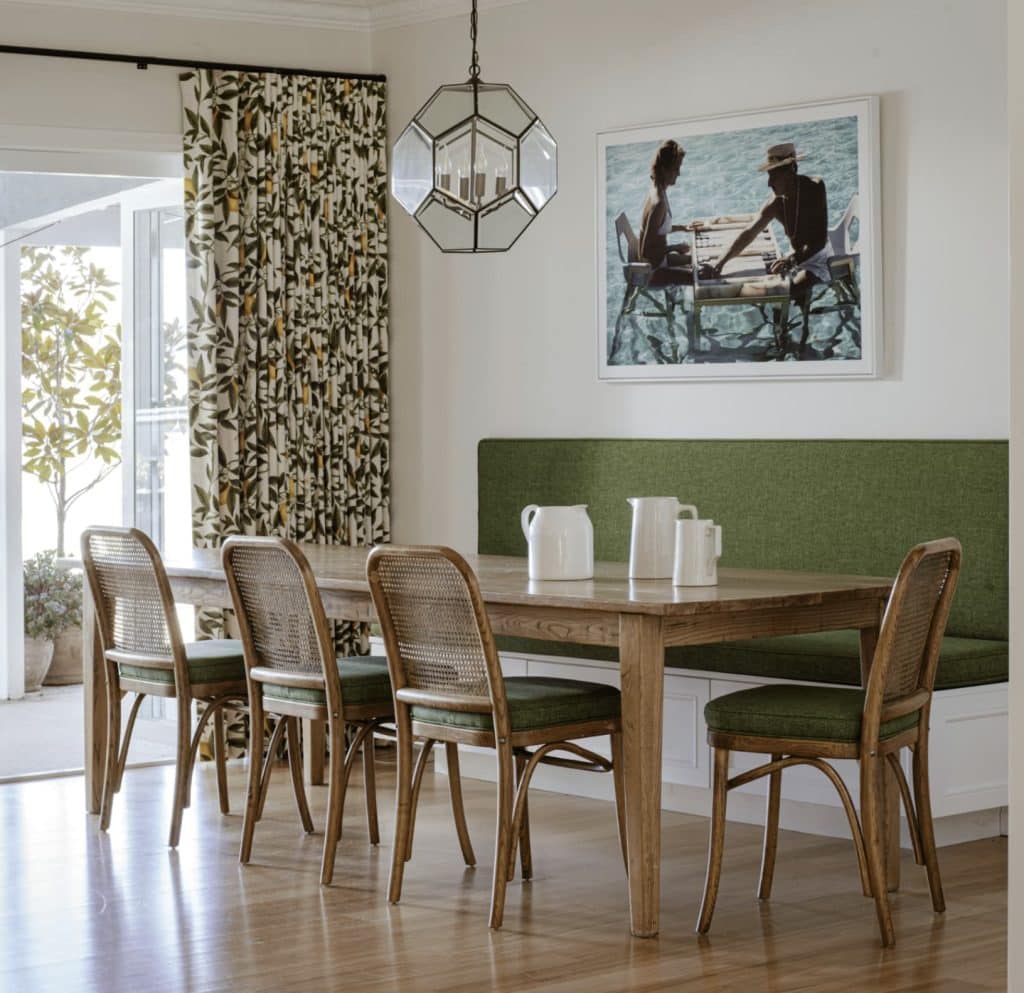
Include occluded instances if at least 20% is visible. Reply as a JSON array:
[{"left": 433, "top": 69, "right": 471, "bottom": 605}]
[
  {"left": 81, "top": 526, "right": 248, "bottom": 847},
  {"left": 696, "top": 538, "right": 962, "bottom": 947},
  {"left": 222, "top": 535, "right": 402, "bottom": 885},
  {"left": 366, "top": 544, "right": 628, "bottom": 930}
]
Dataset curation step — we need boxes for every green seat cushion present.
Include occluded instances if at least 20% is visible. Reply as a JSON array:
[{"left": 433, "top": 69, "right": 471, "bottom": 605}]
[
  {"left": 704, "top": 684, "right": 920, "bottom": 742},
  {"left": 262, "top": 656, "right": 392, "bottom": 707},
  {"left": 411, "top": 676, "right": 621, "bottom": 733},
  {"left": 671, "top": 631, "right": 1008, "bottom": 690},
  {"left": 118, "top": 638, "right": 246, "bottom": 685},
  {"left": 493, "top": 630, "right": 1008, "bottom": 691}
]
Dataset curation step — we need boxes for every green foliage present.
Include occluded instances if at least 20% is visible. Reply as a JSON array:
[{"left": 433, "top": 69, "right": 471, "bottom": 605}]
[
  {"left": 23, "top": 550, "right": 83, "bottom": 641},
  {"left": 21, "top": 246, "right": 122, "bottom": 556}
]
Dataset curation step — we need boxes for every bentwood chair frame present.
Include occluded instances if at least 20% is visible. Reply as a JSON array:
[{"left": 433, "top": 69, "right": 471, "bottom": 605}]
[
  {"left": 223, "top": 536, "right": 398, "bottom": 885},
  {"left": 81, "top": 526, "right": 247, "bottom": 847},
  {"left": 697, "top": 538, "right": 962, "bottom": 947},
  {"left": 366, "top": 544, "right": 628, "bottom": 930}
]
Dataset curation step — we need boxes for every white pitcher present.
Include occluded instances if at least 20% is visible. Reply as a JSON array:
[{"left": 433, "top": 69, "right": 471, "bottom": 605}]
[
  {"left": 627, "top": 496, "right": 680, "bottom": 579},
  {"left": 520, "top": 505, "right": 594, "bottom": 581},
  {"left": 673, "top": 504, "right": 723, "bottom": 586}
]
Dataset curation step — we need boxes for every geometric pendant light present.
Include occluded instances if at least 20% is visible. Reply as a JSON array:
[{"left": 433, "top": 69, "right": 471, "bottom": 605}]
[{"left": 390, "top": 0, "right": 557, "bottom": 252}]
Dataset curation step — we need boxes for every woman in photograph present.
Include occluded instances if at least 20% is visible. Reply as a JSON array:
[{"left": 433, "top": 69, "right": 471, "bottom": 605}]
[{"left": 638, "top": 139, "right": 693, "bottom": 280}]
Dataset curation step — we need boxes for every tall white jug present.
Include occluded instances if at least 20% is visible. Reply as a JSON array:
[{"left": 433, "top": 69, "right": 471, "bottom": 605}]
[{"left": 627, "top": 496, "right": 680, "bottom": 579}]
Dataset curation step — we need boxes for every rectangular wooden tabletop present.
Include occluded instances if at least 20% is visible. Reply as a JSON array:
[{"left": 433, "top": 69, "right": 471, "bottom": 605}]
[{"left": 162, "top": 545, "right": 892, "bottom": 617}]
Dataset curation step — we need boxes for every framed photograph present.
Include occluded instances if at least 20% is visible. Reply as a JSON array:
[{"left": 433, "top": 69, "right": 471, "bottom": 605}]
[{"left": 597, "top": 96, "right": 881, "bottom": 381}]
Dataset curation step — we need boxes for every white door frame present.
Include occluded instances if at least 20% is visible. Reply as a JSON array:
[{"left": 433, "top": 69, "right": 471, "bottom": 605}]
[
  {"left": 0, "top": 173, "right": 181, "bottom": 700},
  {"left": 1, "top": 224, "right": 26, "bottom": 699}
]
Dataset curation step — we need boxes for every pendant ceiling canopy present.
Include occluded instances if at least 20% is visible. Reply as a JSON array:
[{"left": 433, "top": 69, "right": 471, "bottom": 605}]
[{"left": 390, "top": 0, "right": 557, "bottom": 253}]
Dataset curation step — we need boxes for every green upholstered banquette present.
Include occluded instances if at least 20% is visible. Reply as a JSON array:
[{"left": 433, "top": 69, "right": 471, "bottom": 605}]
[{"left": 478, "top": 439, "right": 1008, "bottom": 690}]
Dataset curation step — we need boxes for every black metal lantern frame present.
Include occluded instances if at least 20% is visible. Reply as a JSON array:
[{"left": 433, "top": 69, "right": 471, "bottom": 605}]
[{"left": 390, "top": 0, "right": 557, "bottom": 253}]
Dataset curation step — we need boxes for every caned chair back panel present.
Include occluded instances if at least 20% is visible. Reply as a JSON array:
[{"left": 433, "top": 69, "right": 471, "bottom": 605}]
[
  {"left": 366, "top": 546, "right": 500, "bottom": 711},
  {"left": 222, "top": 537, "right": 333, "bottom": 681},
  {"left": 868, "top": 538, "right": 962, "bottom": 708},
  {"left": 81, "top": 527, "right": 179, "bottom": 660}
]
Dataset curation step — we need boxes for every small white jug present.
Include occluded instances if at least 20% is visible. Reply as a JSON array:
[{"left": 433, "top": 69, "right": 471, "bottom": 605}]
[
  {"left": 673, "top": 505, "right": 723, "bottom": 587},
  {"left": 520, "top": 504, "right": 594, "bottom": 581},
  {"left": 628, "top": 496, "right": 680, "bottom": 579}
]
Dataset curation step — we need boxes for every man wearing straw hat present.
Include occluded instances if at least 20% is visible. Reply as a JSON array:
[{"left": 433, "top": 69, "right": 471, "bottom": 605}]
[{"left": 710, "top": 142, "right": 831, "bottom": 341}]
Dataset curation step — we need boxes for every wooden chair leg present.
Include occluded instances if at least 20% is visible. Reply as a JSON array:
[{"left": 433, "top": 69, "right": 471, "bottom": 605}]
[
  {"left": 913, "top": 736, "right": 945, "bottom": 913},
  {"left": 610, "top": 731, "right": 628, "bottom": 874},
  {"left": 214, "top": 707, "right": 230, "bottom": 815},
  {"left": 511, "top": 750, "right": 533, "bottom": 882},
  {"left": 697, "top": 747, "right": 729, "bottom": 934},
  {"left": 405, "top": 739, "right": 435, "bottom": 862},
  {"left": 168, "top": 693, "right": 193, "bottom": 848},
  {"left": 239, "top": 700, "right": 266, "bottom": 865},
  {"left": 286, "top": 717, "right": 314, "bottom": 834},
  {"left": 489, "top": 741, "right": 516, "bottom": 930},
  {"left": 445, "top": 742, "right": 476, "bottom": 867},
  {"left": 388, "top": 717, "right": 415, "bottom": 904},
  {"left": 99, "top": 664, "right": 121, "bottom": 831},
  {"left": 758, "top": 752, "right": 783, "bottom": 901},
  {"left": 320, "top": 717, "right": 350, "bottom": 886},
  {"left": 114, "top": 691, "right": 146, "bottom": 794},
  {"left": 363, "top": 729, "right": 380, "bottom": 846},
  {"left": 886, "top": 751, "right": 924, "bottom": 866},
  {"left": 861, "top": 753, "right": 896, "bottom": 947},
  {"left": 256, "top": 717, "right": 288, "bottom": 822}
]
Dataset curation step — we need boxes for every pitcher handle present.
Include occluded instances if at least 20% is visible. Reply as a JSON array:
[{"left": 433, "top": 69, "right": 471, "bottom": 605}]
[
  {"left": 678, "top": 504, "right": 698, "bottom": 520},
  {"left": 521, "top": 504, "right": 539, "bottom": 541},
  {"left": 715, "top": 524, "right": 723, "bottom": 558}
]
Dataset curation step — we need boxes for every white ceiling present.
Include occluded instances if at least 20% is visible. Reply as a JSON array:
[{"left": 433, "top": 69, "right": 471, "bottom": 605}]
[{"left": 9, "top": 0, "right": 532, "bottom": 31}]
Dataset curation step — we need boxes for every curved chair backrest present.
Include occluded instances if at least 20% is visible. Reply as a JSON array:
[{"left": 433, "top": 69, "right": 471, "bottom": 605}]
[
  {"left": 829, "top": 194, "right": 860, "bottom": 257},
  {"left": 615, "top": 211, "right": 640, "bottom": 265},
  {"left": 222, "top": 536, "right": 338, "bottom": 700},
  {"left": 81, "top": 526, "right": 184, "bottom": 666},
  {"left": 366, "top": 545, "right": 506, "bottom": 725},
  {"left": 863, "top": 538, "right": 962, "bottom": 737}
]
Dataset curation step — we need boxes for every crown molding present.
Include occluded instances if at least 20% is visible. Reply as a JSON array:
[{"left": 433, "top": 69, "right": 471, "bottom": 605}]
[{"left": 3, "top": 0, "right": 532, "bottom": 32}]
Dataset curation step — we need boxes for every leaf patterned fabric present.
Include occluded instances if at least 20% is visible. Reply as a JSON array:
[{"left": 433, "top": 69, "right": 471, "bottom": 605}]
[{"left": 181, "top": 70, "right": 389, "bottom": 754}]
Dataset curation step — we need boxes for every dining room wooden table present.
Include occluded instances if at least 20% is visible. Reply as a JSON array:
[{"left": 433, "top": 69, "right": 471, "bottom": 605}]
[{"left": 81, "top": 546, "right": 894, "bottom": 938}]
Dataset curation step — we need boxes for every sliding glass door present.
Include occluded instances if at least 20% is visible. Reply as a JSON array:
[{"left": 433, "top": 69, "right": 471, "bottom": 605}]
[{"left": 120, "top": 181, "right": 190, "bottom": 559}]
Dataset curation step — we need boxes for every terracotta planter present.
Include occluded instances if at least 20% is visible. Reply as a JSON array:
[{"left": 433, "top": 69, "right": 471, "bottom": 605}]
[
  {"left": 24, "top": 637, "right": 55, "bottom": 693},
  {"left": 45, "top": 626, "right": 83, "bottom": 685}
]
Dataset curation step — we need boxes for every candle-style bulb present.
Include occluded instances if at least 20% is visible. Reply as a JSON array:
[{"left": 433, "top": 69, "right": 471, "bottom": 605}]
[
  {"left": 437, "top": 146, "right": 452, "bottom": 192},
  {"left": 473, "top": 145, "right": 488, "bottom": 202}
]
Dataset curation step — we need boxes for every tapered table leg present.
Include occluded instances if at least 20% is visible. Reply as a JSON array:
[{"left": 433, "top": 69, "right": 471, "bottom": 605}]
[
  {"left": 83, "top": 582, "right": 106, "bottom": 814},
  {"left": 303, "top": 718, "right": 326, "bottom": 786},
  {"left": 619, "top": 613, "right": 665, "bottom": 937},
  {"left": 860, "top": 616, "right": 900, "bottom": 891}
]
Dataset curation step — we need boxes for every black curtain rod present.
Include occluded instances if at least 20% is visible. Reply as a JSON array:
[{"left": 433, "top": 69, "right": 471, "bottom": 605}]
[{"left": 0, "top": 44, "right": 385, "bottom": 82}]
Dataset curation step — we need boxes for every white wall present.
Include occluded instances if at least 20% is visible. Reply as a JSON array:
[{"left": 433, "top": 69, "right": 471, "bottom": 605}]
[
  {"left": 1007, "top": 1, "right": 1021, "bottom": 986},
  {"left": 374, "top": 0, "right": 1009, "bottom": 548},
  {"left": 0, "top": 1, "right": 372, "bottom": 169}
]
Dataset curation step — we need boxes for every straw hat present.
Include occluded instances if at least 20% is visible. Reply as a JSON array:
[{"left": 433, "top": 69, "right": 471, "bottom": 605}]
[{"left": 756, "top": 142, "right": 807, "bottom": 172}]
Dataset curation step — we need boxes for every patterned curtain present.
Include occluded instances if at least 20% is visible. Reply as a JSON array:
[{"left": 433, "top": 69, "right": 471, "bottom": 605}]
[{"left": 180, "top": 70, "right": 389, "bottom": 752}]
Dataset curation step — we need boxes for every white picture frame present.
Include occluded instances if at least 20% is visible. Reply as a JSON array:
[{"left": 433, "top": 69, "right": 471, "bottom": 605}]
[{"left": 597, "top": 96, "right": 881, "bottom": 381}]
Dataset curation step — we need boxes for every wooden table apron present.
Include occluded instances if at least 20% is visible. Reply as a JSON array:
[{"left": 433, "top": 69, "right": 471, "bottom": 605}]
[{"left": 81, "top": 551, "right": 893, "bottom": 939}]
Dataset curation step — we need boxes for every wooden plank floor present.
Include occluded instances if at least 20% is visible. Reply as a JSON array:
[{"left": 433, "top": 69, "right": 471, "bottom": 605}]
[{"left": 0, "top": 750, "right": 1006, "bottom": 993}]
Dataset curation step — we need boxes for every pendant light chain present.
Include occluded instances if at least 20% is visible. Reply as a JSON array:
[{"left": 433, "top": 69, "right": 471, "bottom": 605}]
[{"left": 468, "top": 0, "right": 481, "bottom": 79}]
